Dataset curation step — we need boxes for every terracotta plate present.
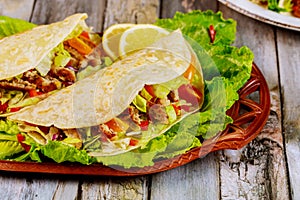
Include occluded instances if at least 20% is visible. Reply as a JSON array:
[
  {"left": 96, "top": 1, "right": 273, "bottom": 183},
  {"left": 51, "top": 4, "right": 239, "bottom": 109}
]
[
  {"left": 218, "top": 0, "right": 300, "bottom": 31},
  {"left": 0, "top": 63, "right": 270, "bottom": 176}
]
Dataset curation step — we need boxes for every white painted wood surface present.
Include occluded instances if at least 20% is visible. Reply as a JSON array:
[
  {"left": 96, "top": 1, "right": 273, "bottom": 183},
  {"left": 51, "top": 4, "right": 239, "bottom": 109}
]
[{"left": 0, "top": 0, "right": 298, "bottom": 199}]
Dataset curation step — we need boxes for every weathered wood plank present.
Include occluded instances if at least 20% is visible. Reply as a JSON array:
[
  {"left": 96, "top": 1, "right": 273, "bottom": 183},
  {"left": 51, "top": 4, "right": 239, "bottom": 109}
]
[
  {"left": 104, "top": 0, "right": 160, "bottom": 29},
  {"left": 0, "top": 0, "right": 34, "bottom": 20},
  {"left": 0, "top": 173, "right": 81, "bottom": 200},
  {"left": 161, "top": 0, "right": 218, "bottom": 19},
  {"left": 276, "top": 28, "right": 300, "bottom": 200},
  {"left": 31, "top": 0, "right": 106, "bottom": 32},
  {"left": 81, "top": 176, "right": 148, "bottom": 200},
  {"left": 150, "top": 153, "right": 219, "bottom": 200},
  {"left": 220, "top": 3, "right": 289, "bottom": 200}
]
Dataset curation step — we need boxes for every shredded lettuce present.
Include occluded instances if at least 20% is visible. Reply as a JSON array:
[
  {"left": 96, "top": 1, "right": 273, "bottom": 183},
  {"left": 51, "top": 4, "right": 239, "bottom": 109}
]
[
  {"left": 0, "top": 141, "right": 24, "bottom": 159},
  {"left": 0, "top": 16, "right": 36, "bottom": 39},
  {"left": 0, "top": 120, "right": 25, "bottom": 160},
  {"left": 53, "top": 43, "right": 71, "bottom": 67},
  {"left": 0, "top": 120, "right": 20, "bottom": 135}
]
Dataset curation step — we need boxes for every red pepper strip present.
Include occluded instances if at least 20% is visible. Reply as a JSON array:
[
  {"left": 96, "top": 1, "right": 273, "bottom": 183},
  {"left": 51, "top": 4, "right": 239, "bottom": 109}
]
[
  {"left": 208, "top": 25, "right": 216, "bottom": 43},
  {"left": 144, "top": 85, "right": 155, "bottom": 97},
  {"left": 129, "top": 138, "right": 139, "bottom": 146},
  {"left": 10, "top": 107, "right": 21, "bottom": 112},
  {"left": 17, "top": 133, "right": 31, "bottom": 152},
  {"left": 139, "top": 120, "right": 149, "bottom": 131}
]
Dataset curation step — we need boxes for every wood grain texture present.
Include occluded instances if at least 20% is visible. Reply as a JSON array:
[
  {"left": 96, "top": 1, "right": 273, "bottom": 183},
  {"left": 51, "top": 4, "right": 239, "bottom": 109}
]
[
  {"left": 220, "top": 3, "right": 289, "bottom": 200},
  {"left": 0, "top": 173, "right": 81, "bottom": 200},
  {"left": 150, "top": 153, "right": 219, "bottom": 200},
  {"left": 81, "top": 177, "right": 148, "bottom": 200},
  {"left": 276, "top": 28, "right": 300, "bottom": 200},
  {"left": 31, "top": 0, "right": 106, "bottom": 32},
  {"left": 0, "top": 0, "right": 34, "bottom": 20},
  {"left": 160, "top": 0, "right": 218, "bottom": 18},
  {"left": 104, "top": 0, "right": 160, "bottom": 29}
]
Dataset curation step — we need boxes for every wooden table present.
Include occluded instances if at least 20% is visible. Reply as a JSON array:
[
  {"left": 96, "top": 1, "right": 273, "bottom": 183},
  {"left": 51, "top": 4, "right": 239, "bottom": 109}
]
[{"left": 0, "top": 0, "right": 299, "bottom": 199}]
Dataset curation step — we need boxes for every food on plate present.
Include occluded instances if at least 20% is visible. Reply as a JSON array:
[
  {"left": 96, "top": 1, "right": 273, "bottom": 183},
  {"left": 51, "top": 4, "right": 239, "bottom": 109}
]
[
  {"left": 0, "top": 13, "right": 109, "bottom": 116},
  {"left": 292, "top": 0, "right": 300, "bottom": 17},
  {"left": 250, "top": 0, "right": 300, "bottom": 17},
  {"left": 0, "top": 11, "right": 254, "bottom": 168}
]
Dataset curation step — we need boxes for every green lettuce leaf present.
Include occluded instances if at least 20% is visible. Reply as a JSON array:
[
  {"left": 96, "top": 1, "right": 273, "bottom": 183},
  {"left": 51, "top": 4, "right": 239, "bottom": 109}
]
[
  {"left": 14, "top": 143, "right": 42, "bottom": 162},
  {"left": 0, "top": 16, "right": 36, "bottom": 39},
  {"left": 155, "top": 10, "right": 236, "bottom": 50},
  {"left": 41, "top": 141, "right": 94, "bottom": 165},
  {"left": 0, "top": 120, "right": 20, "bottom": 135},
  {"left": 0, "top": 141, "right": 24, "bottom": 159},
  {"left": 203, "top": 45, "right": 254, "bottom": 90},
  {"left": 201, "top": 77, "right": 240, "bottom": 111}
]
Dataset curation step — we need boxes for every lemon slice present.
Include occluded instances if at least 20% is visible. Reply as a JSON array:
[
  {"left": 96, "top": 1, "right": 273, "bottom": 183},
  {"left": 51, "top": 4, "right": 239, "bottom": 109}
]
[
  {"left": 119, "top": 24, "right": 170, "bottom": 58},
  {"left": 102, "top": 23, "right": 136, "bottom": 60}
]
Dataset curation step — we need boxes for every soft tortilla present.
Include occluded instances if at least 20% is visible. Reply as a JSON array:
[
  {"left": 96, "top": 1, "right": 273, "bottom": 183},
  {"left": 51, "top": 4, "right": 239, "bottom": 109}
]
[
  {"left": 9, "top": 30, "right": 204, "bottom": 129},
  {"left": 0, "top": 13, "right": 88, "bottom": 80}
]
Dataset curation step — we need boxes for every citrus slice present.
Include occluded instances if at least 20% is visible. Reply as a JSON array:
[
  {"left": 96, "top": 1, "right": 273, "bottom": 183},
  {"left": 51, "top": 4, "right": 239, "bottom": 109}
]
[
  {"left": 102, "top": 23, "right": 136, "bottom": 60},
  {"left": 119, "top": 24, "right": 170, "bottom": 58}
]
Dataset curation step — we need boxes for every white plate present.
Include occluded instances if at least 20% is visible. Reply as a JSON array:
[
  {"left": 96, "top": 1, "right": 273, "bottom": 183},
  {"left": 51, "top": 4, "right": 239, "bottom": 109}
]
[{"left": 218, "top": 0, "right": 300, "bottom": 31}]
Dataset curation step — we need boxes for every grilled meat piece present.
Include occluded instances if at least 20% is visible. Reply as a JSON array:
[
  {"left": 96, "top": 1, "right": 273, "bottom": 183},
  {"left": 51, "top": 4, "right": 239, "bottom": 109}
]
[
  {"left": 149, "top": 104, "right": 169, "bottom": 124},
  {"left": 0, "top": 78, "right": 36, "bottom": 91}
]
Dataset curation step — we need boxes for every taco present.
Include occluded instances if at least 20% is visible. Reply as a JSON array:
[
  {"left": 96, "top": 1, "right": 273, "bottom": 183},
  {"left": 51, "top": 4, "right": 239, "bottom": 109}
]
[
  {"left": 8, "top": 30, "right": 205, "bottom": 156},
  {"left": 0, "top": 13, "right": 108, "bottom": 116}
]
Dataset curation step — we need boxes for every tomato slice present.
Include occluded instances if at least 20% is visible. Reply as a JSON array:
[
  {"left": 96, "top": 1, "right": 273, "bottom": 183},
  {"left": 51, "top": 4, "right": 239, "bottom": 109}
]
[
  {"left": 129, "top": 138, "right": 139, "bottom": 146},
  {"left": 17, "top": 133, "right": 31, "bottom": 152},
  {"left": 80, "top": 31, "right": 90, "bottom": 39},
  {"left": 178, "top": 84, "right": 202, "bottom": 107},
  {"left": 144, "top": 85, "right": 155, "bottom": 97},
  {"left": 0, "top": 102, "right": 8, "bottom": 113},
  {"left": 139, "top": 120, "right": 149, "bottom": 131}
]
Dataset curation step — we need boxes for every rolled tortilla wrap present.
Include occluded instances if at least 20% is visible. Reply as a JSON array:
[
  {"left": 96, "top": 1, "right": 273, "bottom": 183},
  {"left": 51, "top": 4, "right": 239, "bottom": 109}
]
[
  {"left": 0, "top": 13, "right": 106, "bottom": 115},
  {"left": 9, "top": 30, "right": 204, "bottom": 156}
]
